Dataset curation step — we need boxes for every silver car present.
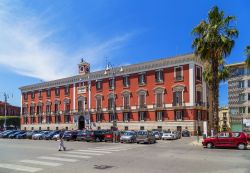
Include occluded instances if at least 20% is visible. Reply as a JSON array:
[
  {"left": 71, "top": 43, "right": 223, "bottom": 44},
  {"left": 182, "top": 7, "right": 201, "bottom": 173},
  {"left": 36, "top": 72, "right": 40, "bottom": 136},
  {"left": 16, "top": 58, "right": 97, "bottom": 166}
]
[
  {"left": 136, "top": 130, "right": 156, "bottom": 144},
  {"left": 162, "top": 131, "right": 177, "bottom": 140},
  {"left": 120, "top": 131, "right": 137, "bottom": 143},
  {"left": 153, "top": 131, "right": 162, "bottom": 140}
]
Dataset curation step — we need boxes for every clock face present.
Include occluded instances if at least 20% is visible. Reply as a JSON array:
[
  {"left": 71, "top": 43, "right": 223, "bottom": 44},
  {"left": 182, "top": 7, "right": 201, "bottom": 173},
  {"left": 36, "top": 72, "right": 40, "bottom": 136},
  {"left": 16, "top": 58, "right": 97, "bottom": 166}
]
[{"left": 85, "top": 66, "right": 90, "bottom": 73}]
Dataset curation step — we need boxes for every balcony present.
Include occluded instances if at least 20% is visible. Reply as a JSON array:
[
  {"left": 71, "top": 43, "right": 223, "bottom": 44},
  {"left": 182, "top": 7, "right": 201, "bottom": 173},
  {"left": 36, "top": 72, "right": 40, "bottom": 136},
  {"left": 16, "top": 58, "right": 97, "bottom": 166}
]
[
  {"left": 137, "top": 104, "right": 147, "bottom": 111},
  {"left": 78, "top": 86, "right": 87, "bottom": 94},
  {"left": 121, "top": 105, "right": 131, "bottom": 112},
  {"left": 153, "top": 104, "right": 165, "bottom": 110},
  {"left": 108, "top": 106, "right": 116, "bottom": 113},
  {"left": 195, "top": 102, "right": 206, "bottom": 107},
  {"left": 96, "top": 107, "right": 102, "bottom": 113},
  {"left": 63, "top": 110, "right": 71, "bottom": 115},
  {"left": 172, "top": 102, "right": 185, "bottom": 109},
  {"left": 54, "top": 111, "right": 60, "bottom": 115}
]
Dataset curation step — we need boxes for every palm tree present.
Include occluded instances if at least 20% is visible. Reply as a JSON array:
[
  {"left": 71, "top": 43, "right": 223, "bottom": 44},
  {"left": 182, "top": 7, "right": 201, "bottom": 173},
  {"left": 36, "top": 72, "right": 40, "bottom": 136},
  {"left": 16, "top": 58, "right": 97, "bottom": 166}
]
[
  {"left": 245, "top": 46, "right": 250, "bottom": 68},
  {"left": 192, "top": 6, "right": 238, "bottom": 131}
]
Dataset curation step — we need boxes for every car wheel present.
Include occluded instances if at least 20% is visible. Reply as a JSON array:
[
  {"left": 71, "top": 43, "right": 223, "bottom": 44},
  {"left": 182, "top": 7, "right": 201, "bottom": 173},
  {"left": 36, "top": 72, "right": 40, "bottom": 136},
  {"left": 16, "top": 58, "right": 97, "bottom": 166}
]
[
  {"left": 207, "top": 143, "right": 213, "bottom": 149},
  {"left": 238, "top": 143, "right": 245, "bottom": 150}
]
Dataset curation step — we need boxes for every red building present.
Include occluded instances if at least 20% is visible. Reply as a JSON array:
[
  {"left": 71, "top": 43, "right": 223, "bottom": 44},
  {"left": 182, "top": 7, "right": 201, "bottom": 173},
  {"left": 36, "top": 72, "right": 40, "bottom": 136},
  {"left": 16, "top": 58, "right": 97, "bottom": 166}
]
[
  {"left": 20, "top": 53, "right": 208, "bottom": 134},
  {"left": 0, "top": 101, "right": 20, "bottom": 117}
]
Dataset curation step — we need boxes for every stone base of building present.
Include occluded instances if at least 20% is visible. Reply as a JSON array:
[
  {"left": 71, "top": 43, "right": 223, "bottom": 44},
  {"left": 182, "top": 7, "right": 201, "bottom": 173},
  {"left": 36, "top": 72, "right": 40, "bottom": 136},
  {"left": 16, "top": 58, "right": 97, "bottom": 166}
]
[{"left": 22, "top": 121, "right": 205, "bottom": 135}]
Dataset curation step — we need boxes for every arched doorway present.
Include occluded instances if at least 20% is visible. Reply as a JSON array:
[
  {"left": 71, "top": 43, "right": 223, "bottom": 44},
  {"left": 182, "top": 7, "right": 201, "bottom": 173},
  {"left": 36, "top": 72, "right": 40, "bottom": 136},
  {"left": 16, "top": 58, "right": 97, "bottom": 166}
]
[{"left": 78, "top": 116, "right": 85, "bottom": 130}]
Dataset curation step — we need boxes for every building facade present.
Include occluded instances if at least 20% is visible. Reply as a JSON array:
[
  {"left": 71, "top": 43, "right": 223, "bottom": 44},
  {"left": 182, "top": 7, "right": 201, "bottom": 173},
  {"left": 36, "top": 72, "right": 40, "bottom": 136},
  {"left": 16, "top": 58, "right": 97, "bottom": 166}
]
[
  {"left": 218, "top": 107, "right": 230, "bottom": 132},
  {"left": 0, "top": 101, "right": 20, "bottom": 116},
  {"left": 228, "top": 62, "right": 250, "bottom": 132},
  {"left": 19, "top": 54, "right": 208, "bottom": 134}
]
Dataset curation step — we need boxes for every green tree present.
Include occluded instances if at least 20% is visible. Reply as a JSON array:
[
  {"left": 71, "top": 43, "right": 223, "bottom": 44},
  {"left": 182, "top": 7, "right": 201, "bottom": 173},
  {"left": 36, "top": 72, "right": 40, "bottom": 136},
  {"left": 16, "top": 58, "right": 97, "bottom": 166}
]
[
  {"left": 245, "top": 46, "right": 250, "bottom": 68},
  {"left": 192, "top": 6, "right": 238, "bottom": 131}
]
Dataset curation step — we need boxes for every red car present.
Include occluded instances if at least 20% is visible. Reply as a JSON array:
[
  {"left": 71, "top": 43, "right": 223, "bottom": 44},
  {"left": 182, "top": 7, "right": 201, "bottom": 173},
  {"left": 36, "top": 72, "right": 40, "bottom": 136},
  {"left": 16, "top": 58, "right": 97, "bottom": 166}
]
[
  {"left": 104, "top": 131, "right": 120, "bottom": 142},
  {"left": 202, "top": 132, "right": 248, "bottom": 150}
]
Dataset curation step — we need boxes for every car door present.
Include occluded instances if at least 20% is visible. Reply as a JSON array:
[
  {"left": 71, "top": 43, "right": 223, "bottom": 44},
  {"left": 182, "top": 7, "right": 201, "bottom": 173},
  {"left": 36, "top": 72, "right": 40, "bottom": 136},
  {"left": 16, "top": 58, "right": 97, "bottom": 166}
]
[{"left": 217, "top": 132, "right": 231, "bottom": 146}]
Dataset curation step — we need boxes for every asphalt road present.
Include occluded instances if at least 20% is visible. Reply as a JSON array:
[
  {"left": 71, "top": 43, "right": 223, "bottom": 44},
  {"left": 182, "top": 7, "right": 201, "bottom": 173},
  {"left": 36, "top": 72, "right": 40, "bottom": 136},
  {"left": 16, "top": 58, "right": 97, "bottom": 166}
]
[{"left": 0, "top": 137, "right": 249, "bottom": 173}]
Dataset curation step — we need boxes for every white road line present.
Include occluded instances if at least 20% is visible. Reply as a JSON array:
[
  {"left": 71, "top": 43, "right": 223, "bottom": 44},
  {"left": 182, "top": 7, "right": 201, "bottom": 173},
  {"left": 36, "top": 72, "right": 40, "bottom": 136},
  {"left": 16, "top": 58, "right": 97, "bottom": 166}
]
[
  {"left": 67, "top": 151, "right": 103, "bottom": 156},
  {"left": 0, "top": 163, "right": 42, "bottom": 173},
  {"left": 77, "top": 150, "right": 112, "bottom": 154},
  {"left": 87, "top": 148, "right": 127, "bottom": 152},
  {"left": 38, "top": 156, "right": 78, "bottom": 162},
  {"left": 53, "top": 154, "right": 91, "bottom": 159},
  {"left": 20, "top": 160, "right": 63, "bottom": 167}
]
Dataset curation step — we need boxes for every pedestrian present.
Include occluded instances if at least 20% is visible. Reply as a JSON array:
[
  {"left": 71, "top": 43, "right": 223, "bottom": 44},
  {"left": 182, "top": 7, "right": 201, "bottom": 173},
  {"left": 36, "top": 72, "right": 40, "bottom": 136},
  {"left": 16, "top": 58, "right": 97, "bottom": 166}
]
[{"left": 58, "top": 129, "right": 66, "bottom": 151}]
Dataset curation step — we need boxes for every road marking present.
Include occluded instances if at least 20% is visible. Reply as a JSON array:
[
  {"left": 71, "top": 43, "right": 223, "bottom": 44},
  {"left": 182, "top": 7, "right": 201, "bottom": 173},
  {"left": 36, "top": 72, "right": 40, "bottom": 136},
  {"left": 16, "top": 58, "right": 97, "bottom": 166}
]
[
  {"left": 54, "top": 154, "right": 91, "bottom": 159},
  {"left": 67, "top": 151, "right": 104, "bottom": 156},
  {"left": 88, "top": 148, "right": 127, "bottom": 152},
  {"left": 77, "top": 149, "right": 112, "bottom": 154},
  {"left": 38, "top": 156, "right": 78, "bottom": 162},
  {"left": 20, "top": 160, "right": 62, "bottom": 167},
  {"left": 0, "top": 163, "right": 42, "bottom": 172}
]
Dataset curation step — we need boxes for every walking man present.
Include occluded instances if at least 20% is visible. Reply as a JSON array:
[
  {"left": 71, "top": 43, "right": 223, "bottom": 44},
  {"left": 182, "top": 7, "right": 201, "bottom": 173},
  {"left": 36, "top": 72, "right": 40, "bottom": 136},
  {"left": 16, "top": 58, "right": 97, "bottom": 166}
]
[{"left": 58, "top": 129, "right": 66, "bottom": 151}]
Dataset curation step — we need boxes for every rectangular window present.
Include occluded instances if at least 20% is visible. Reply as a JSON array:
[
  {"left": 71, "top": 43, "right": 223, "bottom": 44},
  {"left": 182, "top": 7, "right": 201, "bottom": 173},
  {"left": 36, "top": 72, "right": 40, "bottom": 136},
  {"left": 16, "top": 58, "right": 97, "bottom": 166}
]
[
  {"left": 196, "top": 91, "right": 202, "bottom": 104},
  {"left": 248, "top": 107, "right": 250, "bottom": 113},
  {"left": 248, "top": 80, "right": 250, "bottom": 88},
  {"left": 96, "top": 81, "right": 102, "bottom": 90},
  {"left": 175, "top": 110, "right": 183, "bottom": 121},
  {"left": 239, "top": 93, "right": 245, "bottom": 102},
  {"left": 248, "top": 93, "right": 250, "bottom": 101},
  {"left": 156, "top": 93, "right": 163, "bottom": 107},
  {"left": 123, "top": 76, "right": 130, "bottom": 87},
  {"left": 30, "top": 106, "right": 35, "bottom": 115},
  {"left": 196, "top": 66, "right": 202, "bottom": 81},
  {"left": 123, "top": 112, "right": 130, "bottom": 122},
  {"left": 55, "top": 115, "right": 61, "bottom": 124},
  {"left": 64, "top": 115, "right": 70, "bottom": 123},
  {"left": 96, "top": 97, "right": 102, "bottom": 110},
  {"left": 139, "top": 112, "right": 145, "bottom": 121},
  {"left": 46, "top": 116, "right": 50, "bottom": 124},
  {"left": 31, "top": 117, "right": 35, "bottom": 124},
  {"left": 96, "top": 113, "right": 102, "bottom": 122},
  {"left": 138, "top": 73, "right": 146, "bottom": 85},
  {"left": 238, "top": 81, "right": 245, "bottom": 88},
  {"left": 24, "top": 117, "right": 28, "bottom": 124},
  {"left": 65, "top": 104, "right": 70, "bottom": 113},
  {"left": 78, "top": 100, "right": 83, "bottom": 112},
  {"left": 156, "top": 111, "right": 163, "bottom": 121},
  {"left": 46, "top": 89, "right": 51, "bottom": 98},
  {"left": 155, "top": 70, "right": 164, "bottom": 83},
  {"left": 65, "top": 86, "right": 70, "bottom": 95},
  {"left": 108, "top": 97, "right": 115, "bottom": 110},
  {"left": 37, "top": 106, "right": 42, "bottom": 114},
  {"left": 123, "top": 95, "right": 130, "bottom": 109},
  {"left": 175, "top": 66, "right": 183, "bottom": 81},
  {"left": 239, "top": 107, "right": 245, "bottom": 114},
  {"left": 31, "top": 92, "right": 35, "bottom": 99},
  {"left": 55, "top": 88, "right": 60, "bottom": 97},
  {"left": 197, "top": 110, "right": 201, "bottom": 120},
  {"left": 46, "top": 105, "right": 51, "bottom": 114},
  {"left": 38, "top": 91, "right": 42, "bottom": 99},
  {"left": 38, "top": 116, "right": 43, "bottom": 124},
  {"left": 109, "top": 78, "right": 115, "bottom": 89},
  {"left": 109, "top": 113, "right": 116, "bottom": 122},
  {"left": 173, "top": 91, "right": 183, "bottom": 106},
  {"left": 139, "top": 94, "right": 146, "bottom": 108},
  {"left": 23, "top": 93, "right": 28, "bottom": 100},
  {"left": 54, "top": 104, "right": 59, "bottom": 113}
]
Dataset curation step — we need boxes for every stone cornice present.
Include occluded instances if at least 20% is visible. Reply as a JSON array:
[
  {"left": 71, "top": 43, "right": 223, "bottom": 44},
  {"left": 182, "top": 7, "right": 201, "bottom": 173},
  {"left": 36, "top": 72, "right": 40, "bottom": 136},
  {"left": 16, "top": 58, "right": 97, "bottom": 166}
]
[{"left": 20, "top": 53, "right": 201, "bottom": 92}]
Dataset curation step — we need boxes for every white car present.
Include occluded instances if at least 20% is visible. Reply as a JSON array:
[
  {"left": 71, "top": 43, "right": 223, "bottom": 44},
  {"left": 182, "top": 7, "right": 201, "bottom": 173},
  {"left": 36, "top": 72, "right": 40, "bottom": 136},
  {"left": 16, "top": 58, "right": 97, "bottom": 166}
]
[
  {"left": 162, "top": 132, "right": 177, "bottom": 140},
  {"left": 32, "top": 131, "right": 49, "bottom": 140}
]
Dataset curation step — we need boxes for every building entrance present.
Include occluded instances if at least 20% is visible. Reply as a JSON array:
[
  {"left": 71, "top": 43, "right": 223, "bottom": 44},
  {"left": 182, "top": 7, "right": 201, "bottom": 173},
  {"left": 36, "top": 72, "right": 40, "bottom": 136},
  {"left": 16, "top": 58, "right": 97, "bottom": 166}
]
[{"left": 78, "top": 116, "right": 85, "bottom": 130}]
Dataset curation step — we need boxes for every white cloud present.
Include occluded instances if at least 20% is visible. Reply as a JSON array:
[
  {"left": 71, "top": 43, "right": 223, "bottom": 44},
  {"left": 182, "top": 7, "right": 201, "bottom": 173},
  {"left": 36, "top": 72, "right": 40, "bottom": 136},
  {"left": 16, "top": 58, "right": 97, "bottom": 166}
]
[{"left": 0, "top": 1, "right": 133, "bottom": 81}]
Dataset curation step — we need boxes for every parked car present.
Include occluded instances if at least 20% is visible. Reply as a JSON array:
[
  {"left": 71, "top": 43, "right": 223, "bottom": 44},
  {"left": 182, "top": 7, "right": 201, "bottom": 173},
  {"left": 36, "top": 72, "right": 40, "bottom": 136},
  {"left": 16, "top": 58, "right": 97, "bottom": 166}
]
[
  {"left": 0, "top": 130, "right": 11, "bottom": 138},
  {"left": 52, "top": 133, "right": 60, "bottom": 140},
  {"left": 9, "top": 131, "right": 25, "bottom": 139},
  {"left": 84, "top": 130, "right": 107, "bottom": 142},
  {"left": 26, "top": 131, "right": 40, "bottom": 139},
  {"left": 76, "top": 130, "right": 88, "bottom": 141},
  {"left": 246, "top": 133, "right": 250, "bottom": 142},
  {"left": 32, "top": 131, "right": 49, "bottom": 140},
  {"left": 182, "top": 130, "right": 191, "bottom": 137},
  {"left": 44, "top": 131, "right": 59, "bottom": 140},
  {"left": 104, "top": 130, "right": 120, "bottom": 142},
  {"left": 1, "top": 130, "right": 18, "bottom": 138},
  {"left": 153, "top": 131, "right": 162, "bottom": 140},
  {"left": 136, "top": 130, "right": 156, "bottom": 144},
  {"left": 63, "top": 131, "right": 78, "bottom": 141},
  {"left": 120, "top": 131, "right": 137, "bottom": 143},
  {"left": 162, "top": 131, "right": 177, "bottom": 140},
  {"left": 16, "top": 131, "right": 27, "bottom": 139},
  {"left": 202, "top": 132, "right": 248, "bottom": 150}
]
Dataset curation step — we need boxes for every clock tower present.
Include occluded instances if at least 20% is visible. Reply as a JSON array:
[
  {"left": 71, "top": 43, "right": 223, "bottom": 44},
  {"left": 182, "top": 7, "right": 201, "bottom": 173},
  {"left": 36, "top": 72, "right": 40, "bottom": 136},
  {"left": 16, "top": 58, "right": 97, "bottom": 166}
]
[{"left": 78, "top": 58, "right": 90, "bottom": 75}]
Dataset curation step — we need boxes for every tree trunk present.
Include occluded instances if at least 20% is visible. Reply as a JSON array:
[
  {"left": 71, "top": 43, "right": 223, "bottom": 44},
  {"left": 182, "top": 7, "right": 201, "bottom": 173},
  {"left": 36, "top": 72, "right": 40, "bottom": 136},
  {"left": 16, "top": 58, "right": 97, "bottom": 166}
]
[{"left": 211, "top": 58, "right": 219, "bottom": 132}]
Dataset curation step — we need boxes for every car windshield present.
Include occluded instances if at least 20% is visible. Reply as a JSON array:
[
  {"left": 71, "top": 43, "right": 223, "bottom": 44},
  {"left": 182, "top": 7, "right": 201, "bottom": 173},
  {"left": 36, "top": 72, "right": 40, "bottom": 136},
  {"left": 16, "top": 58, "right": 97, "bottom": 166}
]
[
  {"left": 124, "top": 132, "right": 134, "bottom": 136},
  {"left": 137, "top": 131, "right": 148, "bottom": 135}
]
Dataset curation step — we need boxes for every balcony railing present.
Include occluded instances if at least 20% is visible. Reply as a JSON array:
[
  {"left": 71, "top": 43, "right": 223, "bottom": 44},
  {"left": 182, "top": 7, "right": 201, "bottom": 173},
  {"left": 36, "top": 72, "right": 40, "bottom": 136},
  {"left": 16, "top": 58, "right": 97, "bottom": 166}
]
[
  {"left": 153, "top": 104, "right": 165, "bottom": 109},
  {"left": 121, "top": 105, "right": 131, "bottom": 111},
  {"left": 137, "top": 104, "right": 147, "bottom": 110},
  {"left": 172, "top": 102, "right": 183, "bottom": 107},
  {"left": 195, "top": 102, "right": 206, "bottom": 107}
]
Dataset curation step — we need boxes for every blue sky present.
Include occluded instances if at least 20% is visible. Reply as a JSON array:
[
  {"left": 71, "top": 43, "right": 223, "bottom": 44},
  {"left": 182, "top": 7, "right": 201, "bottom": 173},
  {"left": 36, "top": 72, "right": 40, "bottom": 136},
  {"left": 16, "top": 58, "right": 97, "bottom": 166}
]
[{"left": 0, "top": 0, "right": 249, "bottom": 106}]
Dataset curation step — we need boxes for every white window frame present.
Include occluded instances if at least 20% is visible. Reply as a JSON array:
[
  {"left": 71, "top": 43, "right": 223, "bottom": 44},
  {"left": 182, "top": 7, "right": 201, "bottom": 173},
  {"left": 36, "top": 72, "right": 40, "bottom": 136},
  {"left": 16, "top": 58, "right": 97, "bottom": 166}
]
[
  {"left": 174, "top": 66, "right": 183, "bottom": 79},
  {"left": 123, "top": 93, "right": 130, "bottom": 108},
  {"left": 196, "top": 66, "right": 202, "bottom": 81}
]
